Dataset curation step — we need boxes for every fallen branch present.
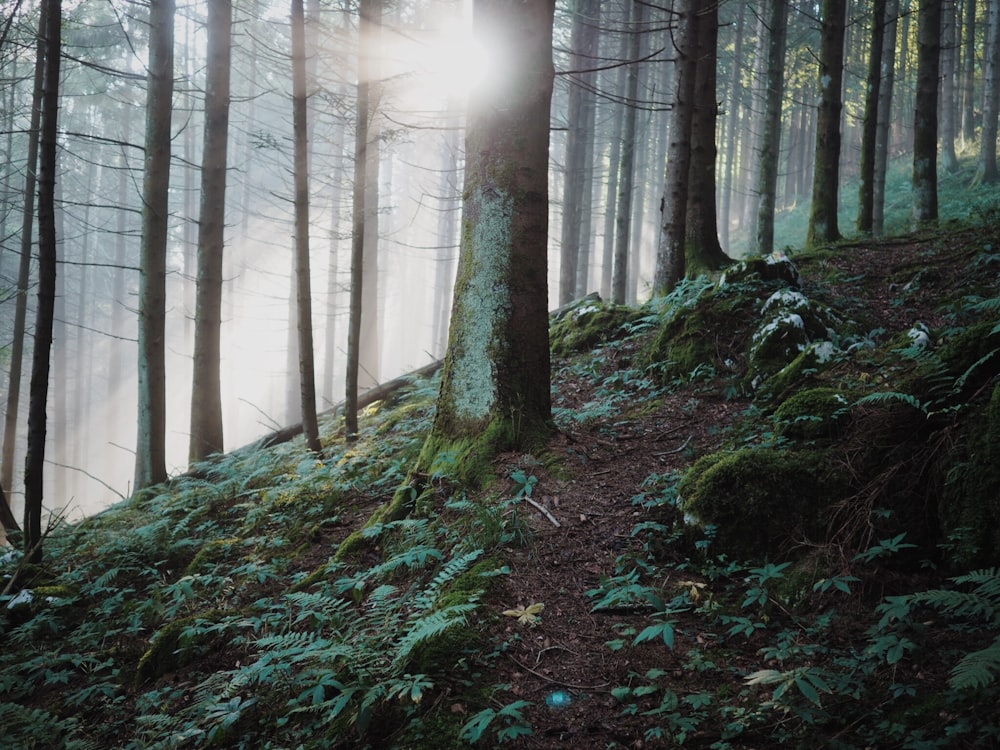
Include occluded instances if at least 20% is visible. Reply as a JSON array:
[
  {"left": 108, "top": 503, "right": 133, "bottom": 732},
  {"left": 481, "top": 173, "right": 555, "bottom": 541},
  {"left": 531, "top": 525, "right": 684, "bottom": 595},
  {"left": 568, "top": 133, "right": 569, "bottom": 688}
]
[{"left": 525, "top": 497, "right": 561, "bottom": 527}]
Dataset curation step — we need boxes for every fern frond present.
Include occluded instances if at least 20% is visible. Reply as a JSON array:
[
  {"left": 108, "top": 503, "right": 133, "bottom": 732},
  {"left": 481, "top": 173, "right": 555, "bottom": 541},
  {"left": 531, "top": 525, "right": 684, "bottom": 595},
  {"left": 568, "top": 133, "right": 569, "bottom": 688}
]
[
  {"left": 950, "top": 637, "right": 1000, "bottom": 690},
  {"left": 390, "top": 603, "right": 478, "bottom": 672},
  {"left": 853, "top": 391, "right": 926, "bottom": 413},
  {"left": 412, "top": 548, "right": 484, "bottom": 612}
]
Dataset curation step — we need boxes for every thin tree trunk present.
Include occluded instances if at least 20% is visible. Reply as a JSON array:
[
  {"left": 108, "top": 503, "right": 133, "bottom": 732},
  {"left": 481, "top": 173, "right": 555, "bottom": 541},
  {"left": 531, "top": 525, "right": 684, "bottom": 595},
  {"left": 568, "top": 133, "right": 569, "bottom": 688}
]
[
  {"left": 940, "top": 0, "right": 959, "bottom": 173},
  {"left": 291, "top": 0, "right": 321, "bottom": 452},
  {"left": 755, "top": 0, "right": 789, "bottom": 255},
  {"left": 654, "top": 0, "right": 698, "bottom": 295},
  {"left": 24, "top": 0, "right": 61, "bottom": 562},
  {"left": 719, "top": 0, "right": 746, "bottom": 249},
  {"left": 873, "top": 0, "right": 899, "bottom": 235},
  {"left": 806, "top": 0, "right": 847, "bottom": 247},
  {"left": 974, "top": 0, "right": 1000, "bottom": 186},
  {"left": 912, "top": 0, "right": 941, "bottom": 226},
  {"left": 960, "top": 0, "right": 976, "bottom": 145},
  {"left": 612, "top": 0, "right": 641, "bottom": 304},
  {"left": 189, "top": 0, "right": 232, "bottom": 462},
  {"left": 346, "top": 0, "right": 376, "bottom": 440},
  {"left": 600, "top": 2, "right": 627, "bottom": 300},
  {"left": 135, "top": 0, "right": 175, "bottom": 491},
  {"left": 1, "top": 0, "right": 47, "bottom": 519},
  {"left": 858, "top": 0, "right": 887, "bottom": 234}
]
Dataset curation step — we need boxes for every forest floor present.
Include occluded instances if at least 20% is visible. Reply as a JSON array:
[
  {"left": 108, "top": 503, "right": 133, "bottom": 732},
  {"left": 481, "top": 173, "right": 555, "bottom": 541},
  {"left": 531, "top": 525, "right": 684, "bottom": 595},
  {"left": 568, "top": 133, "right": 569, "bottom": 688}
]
[
  {"left": 4, "top": 224, "right": 998, "bottom": 749},
  {"left": 466, "top": 228, "right": 988, "bottom": 748}
]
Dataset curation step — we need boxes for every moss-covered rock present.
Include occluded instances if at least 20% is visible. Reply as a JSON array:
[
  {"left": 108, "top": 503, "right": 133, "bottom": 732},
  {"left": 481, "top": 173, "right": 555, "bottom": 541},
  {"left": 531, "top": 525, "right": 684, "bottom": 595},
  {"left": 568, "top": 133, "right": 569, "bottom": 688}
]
[
  {"left": 549, "top": 296, "right": 642, "bottom": 356},
  {"left": 719, "top": 254, "right": 802, "bottom": 289},
  {"left": 774, "top": 388, "right": 852, "bottom": 441},
  {"left": 638, "top": 284, "right": 760, "bottom": 384},
  {"left": 747, "top": 290, "right": 844, "bottom": 391},
  {"left": 679, "top": 448, "right": 846, "bottom": 561}
]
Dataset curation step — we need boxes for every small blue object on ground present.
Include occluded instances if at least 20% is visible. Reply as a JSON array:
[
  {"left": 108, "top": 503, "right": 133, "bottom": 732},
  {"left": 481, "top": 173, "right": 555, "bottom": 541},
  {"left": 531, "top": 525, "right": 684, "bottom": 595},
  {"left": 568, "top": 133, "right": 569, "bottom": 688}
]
[{"left": 545, "top": 690, "right": 572, "bottom": 709}]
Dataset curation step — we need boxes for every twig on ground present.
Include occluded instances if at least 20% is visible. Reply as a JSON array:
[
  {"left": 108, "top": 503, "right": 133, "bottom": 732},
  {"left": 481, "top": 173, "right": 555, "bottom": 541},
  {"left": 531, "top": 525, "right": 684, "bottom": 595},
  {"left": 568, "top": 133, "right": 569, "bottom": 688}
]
[{"left": 525, "top": 497, "right": 561, "bottom": 527}]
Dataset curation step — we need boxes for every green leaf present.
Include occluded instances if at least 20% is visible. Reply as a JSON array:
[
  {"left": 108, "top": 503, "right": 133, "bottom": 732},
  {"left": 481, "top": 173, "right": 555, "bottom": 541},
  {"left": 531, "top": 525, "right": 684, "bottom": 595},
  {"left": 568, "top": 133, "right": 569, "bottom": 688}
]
[{"left": 633, "top": 620, "right": 676, "bottom": 649}]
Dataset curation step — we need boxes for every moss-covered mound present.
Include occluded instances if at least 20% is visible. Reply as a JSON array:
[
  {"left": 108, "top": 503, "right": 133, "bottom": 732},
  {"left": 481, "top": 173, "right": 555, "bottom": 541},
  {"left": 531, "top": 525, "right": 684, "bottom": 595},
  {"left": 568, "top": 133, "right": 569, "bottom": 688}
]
[
  {"left": 549, "top": 295, "right": 643, "bottom": 356},
  {"left": 774, "top": 387, "right": 852, "bottom": 441},
  {"left": 678, "top": 448, "right": 846, "bottom": 561}
]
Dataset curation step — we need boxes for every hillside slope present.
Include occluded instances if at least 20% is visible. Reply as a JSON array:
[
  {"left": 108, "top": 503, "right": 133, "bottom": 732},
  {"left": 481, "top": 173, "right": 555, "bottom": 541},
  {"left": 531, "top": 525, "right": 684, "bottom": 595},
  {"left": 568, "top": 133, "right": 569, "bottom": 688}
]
[{"left": 3, "top": 224, "right": 1000, "bottom": 749}]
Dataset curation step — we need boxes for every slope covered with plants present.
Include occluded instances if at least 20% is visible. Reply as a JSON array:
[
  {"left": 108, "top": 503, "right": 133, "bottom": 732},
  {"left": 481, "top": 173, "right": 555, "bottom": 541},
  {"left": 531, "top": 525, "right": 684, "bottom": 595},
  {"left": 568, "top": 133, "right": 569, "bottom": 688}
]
[{"left": 4, "top": 211, "right": 1000, "bottom": 748}]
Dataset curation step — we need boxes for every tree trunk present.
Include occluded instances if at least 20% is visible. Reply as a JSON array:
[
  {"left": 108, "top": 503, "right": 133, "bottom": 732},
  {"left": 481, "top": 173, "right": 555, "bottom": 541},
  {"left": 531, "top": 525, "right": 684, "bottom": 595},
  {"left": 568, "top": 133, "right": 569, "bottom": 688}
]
[
  {"left": 719, "top": 0, "right": 746, "bottom": 250},
  {"left": 135, "top": 0, "right": 174, "bottom": 491},
  {"left": 599, "top": 2, "right": 627, "bottom": 301},
  {"left": 612, "top": 0, "right": 642, "bottom": 304},
  {"left": 291, "top": 0, "right": 321, "bottom": 453},
  {"left": 653, "top": 0, "right": 698, "bottom": 295},
  {"left": 189, "top": 0, "right": 232, "bottom": 462},
  {"left": 345, "top": 0, "right": 377, "bottom": 440},
  {"left": 1, "top": 0, "right": 47, "bottom": 521},
  {"left": 24, "top": 0, "right": 61, "bottom": 563},
  {"left": 685, "top": 0, "right": 730, "bottom": 273},
  {"left": 873, "top": 0, "right": 899, "bottom": 236},
  {"left": 755, "top": 0, "right": 789, "bottom": 255},
  {"left": 423, "top": 0, "right": 555, "bottom": 478},
  {"left": 858, "top": 0, "right": 887, "bottom": 235},
  {"left": 974, "top": 0, "right": 1000, "bottom": 186},
  {"left": 940, "top": 0, "right": 959, "bottom": 173},
  {"left": 806, "top": 0, "right": 847, "bottom": 247},
  {"left": 960, "top": 0, "right": 976, "bottom": 145},
  {"left": 912, "top": 0, "right": 941, "bottom": 227}
]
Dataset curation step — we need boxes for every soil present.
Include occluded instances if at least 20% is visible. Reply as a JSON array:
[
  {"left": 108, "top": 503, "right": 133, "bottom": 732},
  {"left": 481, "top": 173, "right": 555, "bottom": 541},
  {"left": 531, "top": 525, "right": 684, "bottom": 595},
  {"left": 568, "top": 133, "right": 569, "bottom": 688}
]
[{"left": 460, "top": 229, "right": 995, "bottom": 749}]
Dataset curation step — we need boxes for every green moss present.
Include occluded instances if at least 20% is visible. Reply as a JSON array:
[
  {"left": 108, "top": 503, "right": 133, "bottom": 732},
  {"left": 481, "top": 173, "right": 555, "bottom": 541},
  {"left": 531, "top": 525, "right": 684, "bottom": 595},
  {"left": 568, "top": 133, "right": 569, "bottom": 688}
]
[
  {"left": 759, "top": 340, "right": 839, "bottom": 399},
  {"left": 718, "top": 255, "right": 802, "bottom": 289},
  {"left": 185, "top": 537, "right": 241, "bottom": 575},
  {"left": 679, "top": 448, "right": 846, "bottom": 561},
  {"left": 774, "top": 388, "right": 851, "bottom": 440},
  {"left": 549, "top": 298, "right": 642, "bottom": 356},
  {"left": 135, "top": 610, "right": 228, "bottom": 684}
]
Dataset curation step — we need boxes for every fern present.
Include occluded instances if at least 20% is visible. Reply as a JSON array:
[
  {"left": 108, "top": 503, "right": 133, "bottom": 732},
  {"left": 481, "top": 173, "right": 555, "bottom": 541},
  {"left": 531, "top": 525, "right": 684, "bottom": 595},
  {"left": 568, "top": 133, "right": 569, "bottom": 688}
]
[
  {"left": 907, "top": 568, "right": 1000, "bottom": 689},
  {"left": 391, "top": 603, "right": 478, "bottom": 672},
  {"left": 853, "top": 391, "right": 926, "bottom": 413},
  {"left": 412, "top": 548, "right": 484, "bottom": 612}
]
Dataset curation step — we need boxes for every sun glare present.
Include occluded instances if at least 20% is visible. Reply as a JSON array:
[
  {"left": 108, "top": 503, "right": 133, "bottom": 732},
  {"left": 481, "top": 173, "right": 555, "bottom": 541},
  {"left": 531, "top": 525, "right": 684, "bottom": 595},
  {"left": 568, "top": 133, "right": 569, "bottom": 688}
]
[{"left": 387, "top": 4, "right": 500, "bottom": 111}]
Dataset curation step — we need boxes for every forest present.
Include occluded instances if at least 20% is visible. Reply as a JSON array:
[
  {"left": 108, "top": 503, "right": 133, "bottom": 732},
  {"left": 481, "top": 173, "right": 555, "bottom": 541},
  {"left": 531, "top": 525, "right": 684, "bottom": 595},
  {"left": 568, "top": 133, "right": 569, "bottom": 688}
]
[{"left": 3, "top": 0, "right": 1000, "bottom": 746}]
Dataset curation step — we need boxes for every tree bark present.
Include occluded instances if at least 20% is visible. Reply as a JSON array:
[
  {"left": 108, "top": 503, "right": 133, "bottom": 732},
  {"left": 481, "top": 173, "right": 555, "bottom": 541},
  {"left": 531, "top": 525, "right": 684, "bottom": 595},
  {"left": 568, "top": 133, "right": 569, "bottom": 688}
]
[
  {"left": 974, "top": 0, "right": 1000, "bottom": 186},
  {"left": 189, "top": 0, "right": 232, "bottom": 462},
  {"left": 912, "top": 0, "right": 941, "bottom": 227},
  {"left": 1, "top": 0, "right": 47, "bottom": 519},
  {"left": 135, "top": 0, "right": 174, "bottom": 491},
  {"left": 424, "top": 0, "right": 555, "bottom": 473},
  {"left": 960, "top": 0, "right": 976, "bottom": 145},
  {"left": 654, "top": 0, "right": 698, "bottom": 295},
  {"left": 858, "top": 0, "right": 887, "bottom": 235},
  {"left": 24, "top": 0, "right": 60, "bottom": 562},
  {"left": 873, "top": 0, "right": 899, "bottom": 236},
  {"left": 755, "top": 0, "right": 790, "bottom": 255},
  {"left": 612, "top": 0, "right": 641, "bottom": 305},
  {"left": 291, "top": 0, "right": 321, "bottom": 453},
  {"left": 346, "top": 0, "right": 377, "bottom": 440},
  {"left": 806, "top": 0, "right": 847, "bottom": 247},
  {"left": 685, "top": 0, "right": 730, "bottom": 273},
  {"left": 940, "top": 0, "right": 959, "bottom": 173}
]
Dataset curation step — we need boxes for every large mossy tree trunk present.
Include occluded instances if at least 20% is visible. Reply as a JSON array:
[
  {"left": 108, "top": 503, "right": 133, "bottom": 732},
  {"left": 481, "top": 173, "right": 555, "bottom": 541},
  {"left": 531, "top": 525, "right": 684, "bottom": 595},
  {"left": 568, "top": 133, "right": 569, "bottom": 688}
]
[{"left": 419, "top": 0, "right": 555, "bottom": 486}]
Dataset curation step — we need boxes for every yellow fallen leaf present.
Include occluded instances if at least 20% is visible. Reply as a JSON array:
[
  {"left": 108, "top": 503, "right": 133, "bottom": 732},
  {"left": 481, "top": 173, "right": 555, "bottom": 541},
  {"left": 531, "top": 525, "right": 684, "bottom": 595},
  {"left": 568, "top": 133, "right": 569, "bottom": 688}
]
[{"left": 502, "top": 602, "right": 544, "bottom": 625}]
